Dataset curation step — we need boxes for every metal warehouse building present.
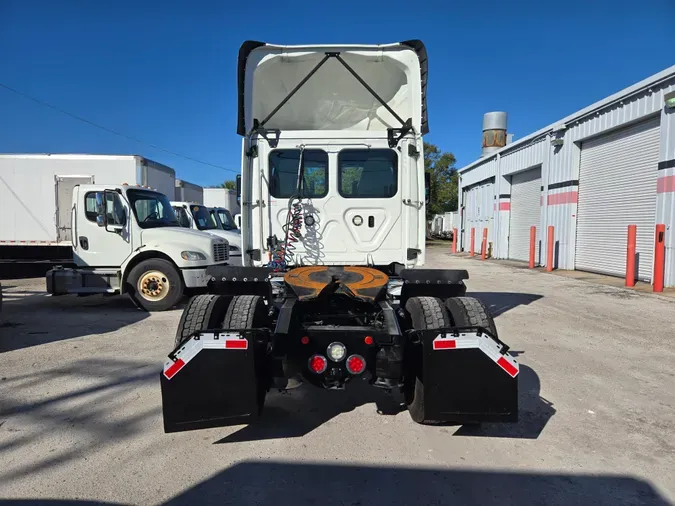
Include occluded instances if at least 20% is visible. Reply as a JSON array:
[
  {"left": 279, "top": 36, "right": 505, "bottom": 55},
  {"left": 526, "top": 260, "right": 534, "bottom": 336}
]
[{"left": 457, "top": 65, "right": 675, "bottom": 287}]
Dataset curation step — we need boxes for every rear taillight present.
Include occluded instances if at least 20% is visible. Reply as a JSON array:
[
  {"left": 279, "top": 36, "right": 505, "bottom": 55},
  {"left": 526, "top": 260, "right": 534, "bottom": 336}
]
[
  {"left": 308, "top": 355, "right": 328, "bottom": 374},
  {"left": 346, "top": 354, "right": 366, "bottom": 375}
]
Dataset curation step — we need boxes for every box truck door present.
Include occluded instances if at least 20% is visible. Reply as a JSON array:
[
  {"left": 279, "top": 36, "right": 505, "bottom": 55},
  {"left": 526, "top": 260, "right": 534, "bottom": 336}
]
[{"left": 56, "top": 175, "right": 94, "bottom": 242}]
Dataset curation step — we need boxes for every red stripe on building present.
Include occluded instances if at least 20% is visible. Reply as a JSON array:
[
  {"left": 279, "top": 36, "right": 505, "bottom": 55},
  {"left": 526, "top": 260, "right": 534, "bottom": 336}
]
[
  {"left": 548, "top": 191, "right": 578, "bottom": 206},
  {"left": 433, "top": 339, "right": 456, "bottom": 350},
  {"left": 657, "top": 175, "right": 675, "bottom": 194},
  {"left": 164, "top": 358, "right": 186, "bottom": 379},
  {"left": 499, "top": 202, "right": 511, "bottom": 211}
]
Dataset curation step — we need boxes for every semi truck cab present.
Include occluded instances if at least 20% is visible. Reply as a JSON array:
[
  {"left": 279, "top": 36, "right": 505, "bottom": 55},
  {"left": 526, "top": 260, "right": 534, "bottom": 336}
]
[{"left": 46, "top": 184, "right": 229, "bottom": 311}]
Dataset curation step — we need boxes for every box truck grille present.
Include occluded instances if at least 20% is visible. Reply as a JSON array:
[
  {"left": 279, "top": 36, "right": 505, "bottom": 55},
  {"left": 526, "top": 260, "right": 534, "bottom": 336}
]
[{"left": 213, "top": 243, "right": 228, "bottom": 263}]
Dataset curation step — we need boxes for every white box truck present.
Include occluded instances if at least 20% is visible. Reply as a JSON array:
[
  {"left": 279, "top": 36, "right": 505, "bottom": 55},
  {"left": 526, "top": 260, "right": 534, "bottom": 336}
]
[
  {"left": 174, "top": 179, "right": 204, "bottom": 204},
  {"left": 43, "top": 184, "right": 229, "bottom": 311},
  {"left": 203, "top": 188, "right": 240, "bottom": 215},
  {"left": 0, "top": 154, "right": 176, "bottom": 263}
]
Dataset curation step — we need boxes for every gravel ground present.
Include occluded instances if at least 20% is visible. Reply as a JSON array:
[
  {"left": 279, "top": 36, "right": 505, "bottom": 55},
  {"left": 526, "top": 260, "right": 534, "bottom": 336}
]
[{"left": 1, "top": 246, "right": 674, "bottom": 505}]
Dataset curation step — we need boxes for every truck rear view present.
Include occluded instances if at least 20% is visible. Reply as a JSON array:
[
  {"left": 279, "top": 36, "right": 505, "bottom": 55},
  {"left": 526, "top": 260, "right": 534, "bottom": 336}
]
[{"left": 160, "top": 40, "right": 519, "bottom": 433}]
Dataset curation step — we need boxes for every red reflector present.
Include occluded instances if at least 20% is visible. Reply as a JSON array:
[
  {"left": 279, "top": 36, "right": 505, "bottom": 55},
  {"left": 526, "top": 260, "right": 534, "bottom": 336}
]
[
  {"left": 364, "top": 335, "right": 374, "bottom": 345},
  {"left": 346, "top": 354, "right": 366, "bottom": 375},
  {"left": 433, "top": 339, "right": 456, "bottom": 350},
  {"left": 309, "top": 355, "right": 328, "bottom": 374},
  {"left": 301, "top": 336, "right": 310, "bottom": 345},
  {"left": 225, "top": 339, "right": 247, "bottom": 349},
  {"left": 164, "top": 358, "right": 185, "bottom": 379},
  {"left": 497, "top": 356, "right": 518, "bottom": 377}
]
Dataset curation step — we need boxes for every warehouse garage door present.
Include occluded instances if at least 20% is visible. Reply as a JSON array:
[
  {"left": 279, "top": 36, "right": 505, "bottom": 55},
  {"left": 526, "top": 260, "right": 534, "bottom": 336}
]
[
  {"left": 508, "top": 167, "right": 541, "bottom": 262},
  {"left": 462, "top": 180, "right": 493, "bottom": 253},
  {"left": 576, "top": 117, "right": 660, "bottom": 280}
]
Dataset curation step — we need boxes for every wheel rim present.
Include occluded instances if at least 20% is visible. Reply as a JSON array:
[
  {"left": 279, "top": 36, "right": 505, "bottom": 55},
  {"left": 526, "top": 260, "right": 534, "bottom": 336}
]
[{"left": 137, "top": 270, "right": 170, "bottom": 302}]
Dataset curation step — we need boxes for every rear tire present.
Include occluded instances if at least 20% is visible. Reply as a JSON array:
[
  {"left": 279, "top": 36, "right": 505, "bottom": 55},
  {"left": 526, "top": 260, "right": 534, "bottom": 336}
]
[
  {"left": 222, "top": 295, "right": 268, "bottom": 329},
  {"left": 127, "top": 258, "right": 184, "bottom": 312},
  {"left": 404, "top": 296, "right": 451, "bottom": 424},
  {"left": 445, "top": 297, "right": 497, "bottom": 337},
  {"left": 223, "top": 295, "right": 269, "bottom": 414},
  {"left": 174, "top": 294, "right": 231, "bottom": 348}
]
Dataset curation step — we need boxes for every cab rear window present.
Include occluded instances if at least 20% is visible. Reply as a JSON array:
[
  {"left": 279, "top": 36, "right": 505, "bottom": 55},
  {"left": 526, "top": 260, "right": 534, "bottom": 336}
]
[
  {"left": 338, "top": 149, "right": 398, "bottom": 198},
  {"left": 269, "top": 149, "right": 328, "bottom": 198}
]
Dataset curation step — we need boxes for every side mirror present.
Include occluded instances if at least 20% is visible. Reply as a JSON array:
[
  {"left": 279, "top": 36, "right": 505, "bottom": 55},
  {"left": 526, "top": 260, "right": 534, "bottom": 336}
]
[
  {"left": 424, "top": 172, "right": 431, "bottom": 205},
  {"left": 234, "top": 213, "right": 242, "bottom": 229},
  {"left": 236, "top": 174, "right": 242, "bottom": 205}
]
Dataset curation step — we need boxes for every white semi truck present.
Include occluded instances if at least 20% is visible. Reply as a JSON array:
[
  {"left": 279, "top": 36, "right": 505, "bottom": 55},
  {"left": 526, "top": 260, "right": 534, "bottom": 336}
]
[
  {"left": 0, "top": 154, "right": 177, "bottom": 264},
  {"left": 45, "top": 184, "right": 229, "bottom": 311},
  {"left": 160, "top": 40, "right": 519, "bottom": 432},
  {"left": 170, "top": 201, "right": 242, "bottom": 265}
]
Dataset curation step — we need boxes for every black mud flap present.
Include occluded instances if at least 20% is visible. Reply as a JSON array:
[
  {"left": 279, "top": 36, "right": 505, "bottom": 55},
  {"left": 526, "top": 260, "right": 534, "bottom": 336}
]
[
  {"left": 417, "top": 327, "right": 519, "bottom": 423},
  {"left": 160, "top": 329, "right": 268, "bottom": 433}
]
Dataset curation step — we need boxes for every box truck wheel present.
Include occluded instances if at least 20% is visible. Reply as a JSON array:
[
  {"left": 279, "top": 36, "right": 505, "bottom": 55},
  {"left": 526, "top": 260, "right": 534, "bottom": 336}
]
[
  {"left": 127, "top": 259, "right": 184, "bottom": 312},
  {"left": 174, "top": 294, "right": 231, "bottom": 348},
  {"left": 404, "top": 296, "right": 451, "bottom": 424},
  {"left": 445, "top": 297, "right": 497, "bottom": 337}
]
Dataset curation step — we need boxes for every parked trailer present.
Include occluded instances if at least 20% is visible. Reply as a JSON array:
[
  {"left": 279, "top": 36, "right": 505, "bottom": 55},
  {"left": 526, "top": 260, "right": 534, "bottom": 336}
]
[
  {"left": 160, "top": 40, "right": 518, "bottom": 433},
  {"left": 175, "top": 179, "right": 204, "bottom": 204},
  {"left": 0, "top": 154, "right": 175, "bottom": 262}
]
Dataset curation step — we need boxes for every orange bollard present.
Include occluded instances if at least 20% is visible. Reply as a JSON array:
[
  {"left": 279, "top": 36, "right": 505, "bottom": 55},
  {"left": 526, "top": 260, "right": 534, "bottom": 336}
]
[
  {"left": 452, "top": 228, "right": 458, "bottom": 254},
  {"left": 529, "top": 226, "right": 536, "bottom": 269},
  {"left": 481, "top": 228, "right": 488, "bottom": 260},
  {"left": 653, "top": 224, "right": 666, "bottom": 292},
  {"left": 546, "top": 226, "right": 554, "bottom": 272},
  {"left": 470, "top": 228, "right": 475, "bottom": 256},
  {"left": 625, "top": 225, "right": 637, "bottom": 287}
]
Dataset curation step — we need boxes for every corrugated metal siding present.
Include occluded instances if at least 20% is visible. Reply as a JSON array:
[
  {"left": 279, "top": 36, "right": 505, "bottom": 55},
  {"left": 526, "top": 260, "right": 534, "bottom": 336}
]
[
  {"left": 508, "top": 167, "right": 541, "bottom": 262},
  {"left": 458, "top": 71, "right": 675, "bottom": 285},
  {"left": 576, "top": 117, "right": 660, "bottom": 280},
  {"left": 460, "top": 158, "right": 497, "bottom": 187},
  {"left": 501, "top": 140, "right": 546, "bottom": 176},
  {"left": 462, "top": 181, "right": 494, "bottom": 254}
]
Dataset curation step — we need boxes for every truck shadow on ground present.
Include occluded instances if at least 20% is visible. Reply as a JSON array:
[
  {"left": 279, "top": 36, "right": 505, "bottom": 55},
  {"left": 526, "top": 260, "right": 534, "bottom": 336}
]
[
  {"left": 0, "top": 359, "right": 159, "bottom": 485},
  {"left": 215, "top": 361, "right": 553, "bottom": 444},
  {"left": 467, "top": 291, "right": 543, "bottom": 317},
  {"left": 1, "top": 461, "right": 669, "bottom": 506},
  {"left": 0, "top": 292, "right": 154, "bottom": 353}
]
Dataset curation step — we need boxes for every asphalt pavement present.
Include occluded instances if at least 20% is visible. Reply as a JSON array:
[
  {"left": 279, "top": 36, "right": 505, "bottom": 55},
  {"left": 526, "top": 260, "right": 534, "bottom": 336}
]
[{"left": 1, "top": 245, "right": 673, "bottom": 505}]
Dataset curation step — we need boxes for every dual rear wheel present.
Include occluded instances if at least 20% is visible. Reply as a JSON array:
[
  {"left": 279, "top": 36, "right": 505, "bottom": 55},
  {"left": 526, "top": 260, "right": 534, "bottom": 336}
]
[{"left": 404, "top": 295, "right": 496, "bottom": 424}]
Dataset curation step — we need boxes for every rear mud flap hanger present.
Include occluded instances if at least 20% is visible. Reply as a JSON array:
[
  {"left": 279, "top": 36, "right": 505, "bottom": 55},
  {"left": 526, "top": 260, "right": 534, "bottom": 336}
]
[{"left": 247, "top": 52, "right": 414, "bottom": 149}]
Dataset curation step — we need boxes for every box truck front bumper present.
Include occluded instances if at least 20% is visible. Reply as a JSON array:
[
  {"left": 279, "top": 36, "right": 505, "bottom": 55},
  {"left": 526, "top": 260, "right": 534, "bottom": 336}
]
[{"left": 181, "top": 267, "right": 210, "bottom": 288}]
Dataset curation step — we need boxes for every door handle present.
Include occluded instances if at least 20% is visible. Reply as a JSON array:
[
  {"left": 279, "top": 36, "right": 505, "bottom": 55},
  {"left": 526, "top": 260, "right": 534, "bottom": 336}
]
[
  {"left": 368, "top": 216, "right": 375, "bottom": 228},
  {"left": 79, "top": 236, "right": 89, "bottom": 250}
]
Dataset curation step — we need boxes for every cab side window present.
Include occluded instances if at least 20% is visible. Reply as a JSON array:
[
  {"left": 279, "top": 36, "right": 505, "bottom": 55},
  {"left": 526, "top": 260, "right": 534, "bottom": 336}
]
[
  {"left": 84, "top": 191, "right": 126, "bottom": 225},
  {"left": 173, "top": 207, "right": 191, "bottom": 228}
]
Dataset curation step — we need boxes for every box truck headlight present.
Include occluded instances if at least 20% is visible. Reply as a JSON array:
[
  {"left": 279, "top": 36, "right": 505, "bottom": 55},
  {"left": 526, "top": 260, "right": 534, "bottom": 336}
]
[{"left": 181, "top": 251, "right": 207, "bottom": 261}]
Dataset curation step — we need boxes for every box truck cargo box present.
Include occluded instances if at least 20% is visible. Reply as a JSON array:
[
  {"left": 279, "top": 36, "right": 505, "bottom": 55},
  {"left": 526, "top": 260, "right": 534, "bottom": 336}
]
[
  {"left": 203, "top": 188, "right": 240, "bottom": 215},
  {"left": 0, "top": 154, "right": 176, "bottom": 248},
  {"left": 175, "top": 179, "right": 204, "bottom": 204}
]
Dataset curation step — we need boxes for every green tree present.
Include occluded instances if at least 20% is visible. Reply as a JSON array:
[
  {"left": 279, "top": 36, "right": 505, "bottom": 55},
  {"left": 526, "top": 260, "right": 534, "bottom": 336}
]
[
  {"left": 424, "top": 142, "right": 458, "bottom": 219},
  {"left": 209, "top": 180, "right": 236, "bottom": 189}
]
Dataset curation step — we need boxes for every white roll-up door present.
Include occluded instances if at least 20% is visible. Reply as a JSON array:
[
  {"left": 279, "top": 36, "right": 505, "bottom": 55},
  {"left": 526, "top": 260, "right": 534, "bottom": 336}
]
[
  {"left": 462, "top": 181, "right": 493, "bottom": 253},
  {"left": 576, "top": 117, "right": 660, "bottom": 280},
  {"left": 508, "top": 167, "right": 541, "bottom": 262}
]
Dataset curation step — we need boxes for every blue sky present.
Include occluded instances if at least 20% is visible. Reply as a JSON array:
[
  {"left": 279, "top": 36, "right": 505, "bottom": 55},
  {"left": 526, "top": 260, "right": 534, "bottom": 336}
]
[{"left": 1, "top": 0, "right": 673, "bottom": 187}]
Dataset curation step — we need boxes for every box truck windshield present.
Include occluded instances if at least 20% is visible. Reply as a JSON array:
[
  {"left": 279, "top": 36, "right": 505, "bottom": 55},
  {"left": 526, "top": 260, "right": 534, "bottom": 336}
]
[
  {"left": 127, "top": 189, "right": 181, "bottom": 229},
  {"left": 180, "top": 204, "right": 219, "bottom": 231},
  {"left": 216, "top": 209, "right": 236, "bottom": 231}
]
